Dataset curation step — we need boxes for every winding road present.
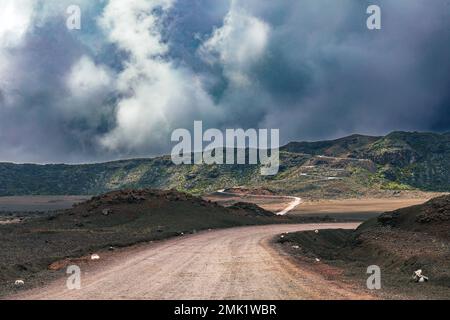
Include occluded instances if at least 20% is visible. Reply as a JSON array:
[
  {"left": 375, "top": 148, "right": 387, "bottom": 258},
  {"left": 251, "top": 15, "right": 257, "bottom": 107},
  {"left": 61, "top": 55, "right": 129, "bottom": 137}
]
[
  {"left": 13, "top": 223, "right": 372, "bottom": 300},
  {"left": 216, "top": 189, "right": 302, "bottom": 216}
]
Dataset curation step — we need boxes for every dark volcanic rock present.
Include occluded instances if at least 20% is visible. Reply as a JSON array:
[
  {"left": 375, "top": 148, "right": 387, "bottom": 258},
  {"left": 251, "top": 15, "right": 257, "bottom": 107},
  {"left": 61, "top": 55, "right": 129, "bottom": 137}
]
[{"left": 229, "top": 202, "right": 275, "bottom": 217}]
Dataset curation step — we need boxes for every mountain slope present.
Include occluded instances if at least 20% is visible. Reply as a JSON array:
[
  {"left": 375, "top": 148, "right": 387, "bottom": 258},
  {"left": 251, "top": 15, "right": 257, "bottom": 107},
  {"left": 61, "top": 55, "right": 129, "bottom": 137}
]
[
  {"left": 0, "top": 131, "right": 449, "bottom": 197},
  {"left": 362, "top": 132, "right": 450, "bottom": 190},
  {"left": 282, "top": 134, "right": 380, "bottom": 158}
]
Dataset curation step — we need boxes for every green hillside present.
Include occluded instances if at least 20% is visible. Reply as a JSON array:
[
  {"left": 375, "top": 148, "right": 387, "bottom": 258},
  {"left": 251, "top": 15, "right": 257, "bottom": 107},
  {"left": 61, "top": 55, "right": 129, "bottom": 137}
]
[{"left": 0, "top": 132, "right": 449, "bottom": 197}]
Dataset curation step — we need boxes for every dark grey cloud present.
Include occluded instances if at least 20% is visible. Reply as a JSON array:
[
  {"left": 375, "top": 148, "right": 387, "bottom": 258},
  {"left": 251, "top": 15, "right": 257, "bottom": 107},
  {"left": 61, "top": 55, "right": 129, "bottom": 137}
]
[
  {"left": 0, "top": 17, "right": 116, "bottom": 163},
  {"left": 208, "top": 0, "right": 450, "bottom": 143},
  {"left": 0, "top": 0, "right": 449, "bottom": 163}
]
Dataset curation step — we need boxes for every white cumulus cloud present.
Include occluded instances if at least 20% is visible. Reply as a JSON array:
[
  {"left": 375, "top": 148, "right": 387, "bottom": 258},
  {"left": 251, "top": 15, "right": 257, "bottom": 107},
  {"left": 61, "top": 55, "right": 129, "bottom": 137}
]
[
  {"left": 200, "top": 5, "right": 270, "bottom": 86},
  {"left": 67, "top": 55, "right": 112, "bottom": 98},
  {"left": 0, "top": 0, "right": 34, "bottom": 48},
  {"left": 0, "top": 0, "right": 35, "bottom": 103},
  {"left": 98, "top": 0, "right": 222, "bottom": 154}
]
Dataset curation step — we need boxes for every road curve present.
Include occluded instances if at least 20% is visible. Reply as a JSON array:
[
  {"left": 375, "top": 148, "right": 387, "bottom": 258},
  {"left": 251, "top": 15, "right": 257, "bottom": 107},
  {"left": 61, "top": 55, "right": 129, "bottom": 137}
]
[
  {"left": 216, "top": 190, "right": 302, "bottom": 216},
  {"left": 13, "top": 223, "right": 372, "bottom": 300}
]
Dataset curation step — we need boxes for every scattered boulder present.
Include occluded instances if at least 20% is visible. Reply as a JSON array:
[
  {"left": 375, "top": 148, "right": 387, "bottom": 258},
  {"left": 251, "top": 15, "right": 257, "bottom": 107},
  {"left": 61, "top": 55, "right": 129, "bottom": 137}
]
[
  {"left": 90, "top": 254, "right": 100, "bottom": 261},
  {"left": 14, "top": 280, "right": 25, "bottom": 286},
  {"left": 412, "top": 269, "right": 429, "bottom": 283}
]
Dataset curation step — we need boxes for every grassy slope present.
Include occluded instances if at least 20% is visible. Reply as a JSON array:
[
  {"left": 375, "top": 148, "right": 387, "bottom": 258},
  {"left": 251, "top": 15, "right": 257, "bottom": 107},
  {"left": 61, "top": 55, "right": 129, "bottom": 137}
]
[{"left": 0, "top": 131, "right": 449, "bottom": 197}]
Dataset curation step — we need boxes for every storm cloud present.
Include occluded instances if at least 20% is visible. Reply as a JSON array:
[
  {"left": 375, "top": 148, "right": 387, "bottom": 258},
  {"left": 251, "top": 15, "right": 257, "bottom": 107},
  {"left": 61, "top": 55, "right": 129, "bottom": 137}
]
[{"left": 0, "top": 0, "right": 449, "bottom": 163}]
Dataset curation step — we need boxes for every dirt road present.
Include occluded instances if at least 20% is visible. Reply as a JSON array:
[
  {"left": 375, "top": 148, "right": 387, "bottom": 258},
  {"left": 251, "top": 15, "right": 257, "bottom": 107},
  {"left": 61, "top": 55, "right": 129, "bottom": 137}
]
[
  {"left": 215, "top": 190, "right": 302, "bottom": 215},
  {"left": 13, "top": 223, "right": 374, "bottom": 300}
]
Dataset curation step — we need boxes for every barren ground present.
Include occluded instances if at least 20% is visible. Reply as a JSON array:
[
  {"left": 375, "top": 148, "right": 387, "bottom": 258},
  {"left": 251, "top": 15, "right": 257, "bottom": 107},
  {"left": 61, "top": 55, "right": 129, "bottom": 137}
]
[
  {"left": 206, "top": 193, "right": 436, "bottom": 221},
  {"left": 0, "top": 196, "right": 90, "bottom": 212},
  {"left": 3, "top": 192, "right": 441, "bottom": 300},
  {"left": 289, "top": 198, "right": 434, "bottom": 220}
]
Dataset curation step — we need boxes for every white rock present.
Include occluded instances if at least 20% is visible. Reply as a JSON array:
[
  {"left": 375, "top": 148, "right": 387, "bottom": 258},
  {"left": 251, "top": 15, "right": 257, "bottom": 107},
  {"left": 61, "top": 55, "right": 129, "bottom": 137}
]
[
  {"left": 15, "top": 280, "right": 25, "bottom": 286},
  {"left": 315, "top": 258, "right": 321, "bottom": 262},
  {"left": 413, "top": 269, "right": 429, "bottom": 283},
  {"left": 292, "top": 245, "right": 300, "bottom": 249},
  {"left": 315, "top": 230, "right": 319, "bottom": 234},
  {"left": 91, "top": 254, "right": 100, "bottom": 260}
]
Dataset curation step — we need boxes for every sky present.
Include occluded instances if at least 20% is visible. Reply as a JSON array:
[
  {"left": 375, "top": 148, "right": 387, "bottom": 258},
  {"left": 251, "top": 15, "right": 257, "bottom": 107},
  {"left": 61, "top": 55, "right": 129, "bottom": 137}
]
[{"left": 0, "top": 0, "right": 449, "bottom": 163}]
